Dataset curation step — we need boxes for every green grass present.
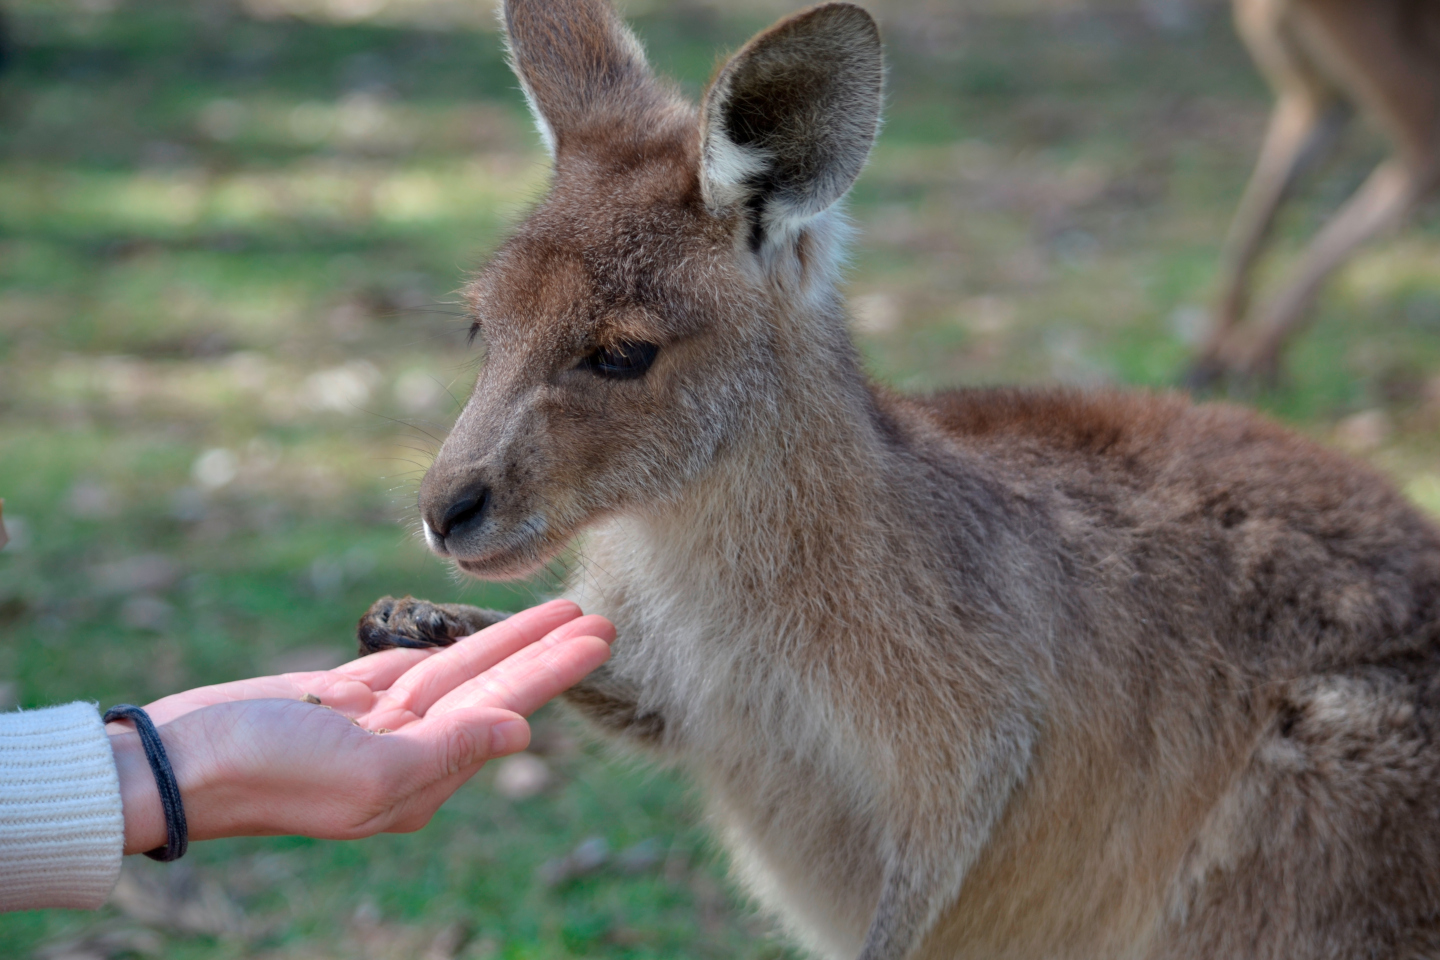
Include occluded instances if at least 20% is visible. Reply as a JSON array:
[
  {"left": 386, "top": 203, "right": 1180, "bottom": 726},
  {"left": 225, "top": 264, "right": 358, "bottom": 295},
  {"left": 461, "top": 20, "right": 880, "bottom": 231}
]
[{"left": 2, "top": 0, "right": 1439, "bottom": 957}]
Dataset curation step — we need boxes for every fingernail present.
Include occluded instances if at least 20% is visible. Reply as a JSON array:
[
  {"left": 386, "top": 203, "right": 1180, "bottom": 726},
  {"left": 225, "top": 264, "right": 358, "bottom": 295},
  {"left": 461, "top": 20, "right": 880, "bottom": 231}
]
[{"left": 489, "top": 719, "right": 530, "bottom": 756}]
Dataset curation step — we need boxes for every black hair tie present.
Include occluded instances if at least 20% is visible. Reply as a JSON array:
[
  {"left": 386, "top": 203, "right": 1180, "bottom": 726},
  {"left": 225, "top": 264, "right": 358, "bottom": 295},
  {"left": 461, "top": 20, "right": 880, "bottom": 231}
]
[{"left": 103, "top": 704, "right": 188, "bottom": 862}]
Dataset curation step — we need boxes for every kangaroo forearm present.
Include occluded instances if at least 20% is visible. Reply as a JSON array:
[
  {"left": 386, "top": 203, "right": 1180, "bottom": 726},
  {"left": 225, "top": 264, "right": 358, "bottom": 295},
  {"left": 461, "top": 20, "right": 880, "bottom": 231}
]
[
  {"left": 563, "top": 670, "right": 667, "bottom": 745},
  {"left": 856, "top": 732, "right": 1031, "bottom": 960},
  {"left": 857, "top": 868, "right": 933, "bottom": 960}
]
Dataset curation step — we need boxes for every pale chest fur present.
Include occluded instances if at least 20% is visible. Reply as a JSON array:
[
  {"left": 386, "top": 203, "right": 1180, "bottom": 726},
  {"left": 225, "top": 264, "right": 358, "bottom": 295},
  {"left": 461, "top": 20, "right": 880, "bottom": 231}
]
[{"left": 564, "top": 517, "right": 895, "bottom": 958}]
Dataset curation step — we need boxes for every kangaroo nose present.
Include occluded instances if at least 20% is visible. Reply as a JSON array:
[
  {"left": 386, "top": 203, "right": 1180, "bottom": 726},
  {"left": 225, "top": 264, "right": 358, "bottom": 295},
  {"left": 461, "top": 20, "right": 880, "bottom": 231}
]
[{"left": 430, "top": 487, "right": 490, "bottom": 540}]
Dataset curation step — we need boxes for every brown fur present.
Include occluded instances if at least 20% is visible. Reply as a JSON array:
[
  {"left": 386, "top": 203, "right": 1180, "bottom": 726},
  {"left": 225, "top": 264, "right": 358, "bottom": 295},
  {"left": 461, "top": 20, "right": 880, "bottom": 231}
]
[
  {"left": 370, "top": 3, "right": 1440, "bottom": 956},
  {"left": 1190, "top": 0, "right": 1440, "bottom": 386}
]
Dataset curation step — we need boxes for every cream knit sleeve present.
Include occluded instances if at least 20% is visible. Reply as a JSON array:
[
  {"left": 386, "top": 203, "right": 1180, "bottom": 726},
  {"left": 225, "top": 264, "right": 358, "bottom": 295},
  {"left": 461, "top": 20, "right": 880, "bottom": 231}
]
[{"left": 0, "top": 702, "right": 124, "bottom": 911}]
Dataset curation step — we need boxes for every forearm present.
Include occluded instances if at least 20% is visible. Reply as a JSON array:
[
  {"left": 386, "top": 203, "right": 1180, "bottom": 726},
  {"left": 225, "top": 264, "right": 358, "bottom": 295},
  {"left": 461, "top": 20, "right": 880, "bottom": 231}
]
[
  {"left": 110, "top": 712, "right": 273, "bottom": 853},
  {"left": 109, "top": 703, "right": 332, "bottom": 851}
]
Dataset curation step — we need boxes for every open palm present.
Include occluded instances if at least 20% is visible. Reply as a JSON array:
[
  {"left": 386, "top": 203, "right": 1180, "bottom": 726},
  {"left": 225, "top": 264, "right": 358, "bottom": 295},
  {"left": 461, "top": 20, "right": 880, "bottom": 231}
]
[
  {"left": 110, "top": 600, "right": 614, "bottom": 851},
  {"left": 139, "top": 599, "right": 610, "bottom": 731}
]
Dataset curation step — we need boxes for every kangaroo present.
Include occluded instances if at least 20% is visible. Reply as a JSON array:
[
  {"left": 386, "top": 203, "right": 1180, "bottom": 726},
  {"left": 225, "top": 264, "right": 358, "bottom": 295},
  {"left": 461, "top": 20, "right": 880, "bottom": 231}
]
[
  {"left": 1188, "top": 0, "right": 1440, "bottom": 387},
  {"left": 359, "top": 2, "right": 1440, "bottom": 957}
]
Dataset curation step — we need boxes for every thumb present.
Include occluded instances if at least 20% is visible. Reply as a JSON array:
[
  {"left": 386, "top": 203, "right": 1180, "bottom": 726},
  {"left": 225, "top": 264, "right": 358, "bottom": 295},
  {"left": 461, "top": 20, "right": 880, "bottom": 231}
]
[
  {"left": 398, "top": 707, "right": 532, "bottom": 779},
  {"left": 485, "top": 710, "right": 531, "bottom": 757}
]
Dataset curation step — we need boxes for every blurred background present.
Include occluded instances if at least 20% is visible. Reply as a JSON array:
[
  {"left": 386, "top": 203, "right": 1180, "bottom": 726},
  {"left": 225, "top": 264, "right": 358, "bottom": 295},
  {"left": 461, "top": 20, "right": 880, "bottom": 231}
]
[{"left": 0, "top": 0, "right": 1437, "bottom": 956}]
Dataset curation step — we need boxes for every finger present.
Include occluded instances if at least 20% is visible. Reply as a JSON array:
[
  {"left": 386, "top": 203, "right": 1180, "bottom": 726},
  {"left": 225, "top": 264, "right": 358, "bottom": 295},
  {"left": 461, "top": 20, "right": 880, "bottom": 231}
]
[
  {"left": 142, "top": 676, "right": 306, "bottom": 725},
  {"left": 275, "top": 674, "right": 386, "bottom": 718},
  {"left": 426, "top": 633, "right": 612, "bottom": 719},
  {"left": 367, "top": 600, "right": 593, "bottom": 720},
  {"left": 354, "top": 706, "right": 522, "bottom": 828},
  {"left": 331, "top": 646, "right": 438, "bottom": 689},
  {"left": 280, "top": 649, "right": 440, "bottom": 718},
  {"left": 362, "top": 615, "right": 611, "bottom": 731},
  {"left": 143, "top": 648, "right": 440, "bottom": 727},
  {"left": 390, "top": 705, "right": 530, "bottom": 781}
]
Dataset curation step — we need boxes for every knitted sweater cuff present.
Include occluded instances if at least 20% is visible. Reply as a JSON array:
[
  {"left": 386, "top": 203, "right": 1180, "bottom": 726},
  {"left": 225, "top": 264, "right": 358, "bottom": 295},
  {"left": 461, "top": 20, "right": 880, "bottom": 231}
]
[{"left": 0, "top": 702, "right": 124, "bottom": 911}]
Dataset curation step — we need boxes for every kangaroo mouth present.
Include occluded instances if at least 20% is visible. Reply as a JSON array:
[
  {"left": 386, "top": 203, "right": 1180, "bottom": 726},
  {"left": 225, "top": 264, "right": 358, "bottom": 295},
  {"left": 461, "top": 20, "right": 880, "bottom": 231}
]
[
  {"left": 455, "top": 551, "right": 549, "bottom": 581},
  {"left": 445, "top": 515, "right": 556, "bottom": 581}
]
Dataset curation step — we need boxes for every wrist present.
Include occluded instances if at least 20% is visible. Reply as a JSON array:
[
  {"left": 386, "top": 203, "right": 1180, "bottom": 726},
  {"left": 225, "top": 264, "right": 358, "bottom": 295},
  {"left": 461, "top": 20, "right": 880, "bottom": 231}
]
[
  {"left": 110, "top": 709, "right": 225, "bottom": 855},
  {"left": 109, "top": 730, "right": 167, "bottom": 856}
]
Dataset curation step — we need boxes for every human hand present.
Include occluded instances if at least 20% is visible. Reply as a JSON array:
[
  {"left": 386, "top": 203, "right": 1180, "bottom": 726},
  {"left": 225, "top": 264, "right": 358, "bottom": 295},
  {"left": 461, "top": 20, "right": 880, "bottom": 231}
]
[{"left": 109, "top": 599, "right": 613, "bottom": 854}]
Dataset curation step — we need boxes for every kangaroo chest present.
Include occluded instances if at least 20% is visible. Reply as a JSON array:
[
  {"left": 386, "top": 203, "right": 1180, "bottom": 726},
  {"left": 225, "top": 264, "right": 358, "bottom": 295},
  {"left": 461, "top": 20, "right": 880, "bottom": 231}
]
[{"left": 565, "top": 548, "right": 895, "bottom": 953}]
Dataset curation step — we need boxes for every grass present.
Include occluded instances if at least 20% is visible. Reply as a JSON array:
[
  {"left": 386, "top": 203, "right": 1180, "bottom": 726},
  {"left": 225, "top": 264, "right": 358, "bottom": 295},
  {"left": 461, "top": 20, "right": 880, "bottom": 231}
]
[{"left": 1, "top": 0, "right": 1438, "bottom": 957}]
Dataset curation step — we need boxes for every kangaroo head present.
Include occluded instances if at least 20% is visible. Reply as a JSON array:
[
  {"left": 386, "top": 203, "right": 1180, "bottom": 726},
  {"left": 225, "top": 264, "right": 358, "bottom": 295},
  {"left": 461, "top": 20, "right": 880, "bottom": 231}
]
[{"left": 419, "top": 0, "right": 883, "bottom": 579}]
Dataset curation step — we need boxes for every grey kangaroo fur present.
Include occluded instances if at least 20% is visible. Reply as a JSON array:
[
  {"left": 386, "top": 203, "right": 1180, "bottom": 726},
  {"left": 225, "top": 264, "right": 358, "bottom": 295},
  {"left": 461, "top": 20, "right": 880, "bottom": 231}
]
[{"left": 360, "top": 2, "right": 1440, "bottom": 957}]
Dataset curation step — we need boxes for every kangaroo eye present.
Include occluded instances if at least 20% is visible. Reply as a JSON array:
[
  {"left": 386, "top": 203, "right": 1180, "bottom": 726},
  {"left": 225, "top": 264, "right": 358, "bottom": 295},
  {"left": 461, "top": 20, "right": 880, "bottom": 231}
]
[{"left": 579, "top": 341, "right": 659, "bottom": 380}]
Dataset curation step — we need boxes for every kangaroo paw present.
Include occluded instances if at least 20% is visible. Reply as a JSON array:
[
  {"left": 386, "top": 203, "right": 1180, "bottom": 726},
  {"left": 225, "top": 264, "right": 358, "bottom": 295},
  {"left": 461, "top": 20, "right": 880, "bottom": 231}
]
[{"left": 357, "top": 595, "right": 511, "bottom": 655}]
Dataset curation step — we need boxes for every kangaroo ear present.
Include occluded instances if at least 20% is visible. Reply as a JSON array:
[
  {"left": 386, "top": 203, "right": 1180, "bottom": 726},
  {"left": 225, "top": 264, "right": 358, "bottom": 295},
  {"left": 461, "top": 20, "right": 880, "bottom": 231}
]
[
  {"left": 700, "top": 3, "right": 883, "bottom": 249},
  {"left": 503, "top": 0, "right": 667, "bottom": 157}
]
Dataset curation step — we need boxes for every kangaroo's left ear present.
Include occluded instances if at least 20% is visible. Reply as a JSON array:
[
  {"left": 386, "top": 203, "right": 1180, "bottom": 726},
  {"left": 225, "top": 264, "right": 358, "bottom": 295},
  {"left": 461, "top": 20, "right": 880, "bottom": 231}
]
[{"left": 699, "top": 2, "right": 883, "bottom": 252}]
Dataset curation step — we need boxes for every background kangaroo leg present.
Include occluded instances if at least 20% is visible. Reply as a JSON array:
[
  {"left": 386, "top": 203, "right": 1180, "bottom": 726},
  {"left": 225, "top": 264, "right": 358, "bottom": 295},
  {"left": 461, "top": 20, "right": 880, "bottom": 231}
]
[
  {"left": 1235, "top": 158, "right": 1429, "bottom": 383},
  {"left": 1188, "top": 94, "right": 1347, "bottom": 388},
  {"left": 357, "top": 595, "right": 511, "bottom": 654}
]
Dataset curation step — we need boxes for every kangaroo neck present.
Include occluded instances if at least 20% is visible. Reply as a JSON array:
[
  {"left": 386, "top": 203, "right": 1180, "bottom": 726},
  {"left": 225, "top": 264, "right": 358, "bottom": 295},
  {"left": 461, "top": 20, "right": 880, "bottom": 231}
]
[{"left": 649, "top": 311, "right": 938, "bottom": 597}]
